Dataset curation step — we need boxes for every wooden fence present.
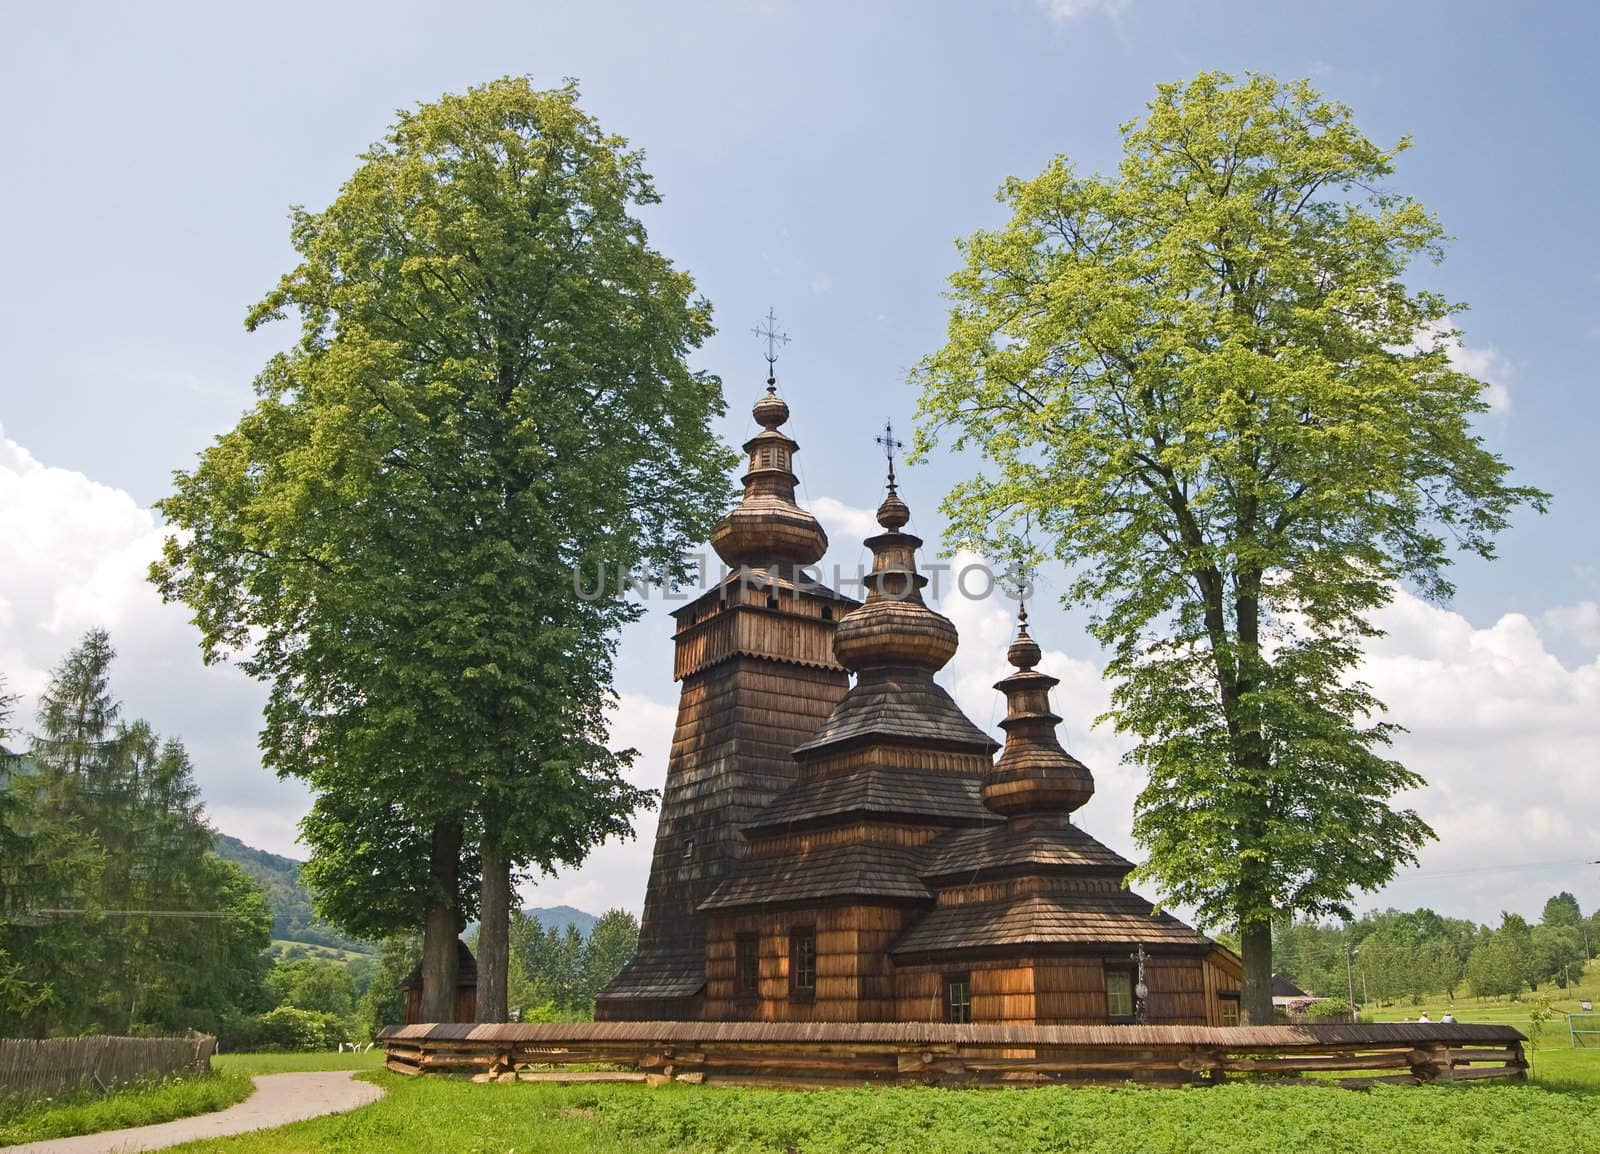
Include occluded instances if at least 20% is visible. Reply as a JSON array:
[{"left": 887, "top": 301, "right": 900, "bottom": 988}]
[
  {"left": 381, "top": 1020, "right": 1526, "bottom": 1089},
  {"left": 0, "top": 1034, "right": 215, "bottom": 1099}
]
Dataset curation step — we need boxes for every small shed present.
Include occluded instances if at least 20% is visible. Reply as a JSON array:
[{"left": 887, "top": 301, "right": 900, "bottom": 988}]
[{"left": 399, "top": 940, "right": 477, "bottom": 1024}]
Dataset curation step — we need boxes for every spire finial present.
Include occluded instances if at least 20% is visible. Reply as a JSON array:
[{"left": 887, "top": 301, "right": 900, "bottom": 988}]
[
  {"left": 1007, "top": 562, "right": 1041, "bottom": 670},
  {"left": 752, "top": 307, "right": 790, "bottom": 389},
  {"left": 875, "top": 419, "right": 904, "bottom": 494}
]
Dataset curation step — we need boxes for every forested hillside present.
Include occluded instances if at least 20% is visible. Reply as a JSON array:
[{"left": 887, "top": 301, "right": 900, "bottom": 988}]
[{"left": 213, "top": 833, "right": 372, "bottom": 953}]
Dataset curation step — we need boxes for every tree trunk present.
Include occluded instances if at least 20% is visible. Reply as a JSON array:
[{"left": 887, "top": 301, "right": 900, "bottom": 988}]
[
  {"left": 476, "top": 833, "right": 510, "bottom": 1023},
  {"left": 419, "top": 819, "right": 462, "bottom": 1022},
  {"left": 1240, "top": 919, "right": 1274, "bottom": 1025}
]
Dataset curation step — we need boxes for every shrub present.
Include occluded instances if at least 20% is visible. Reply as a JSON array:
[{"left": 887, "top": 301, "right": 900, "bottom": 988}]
[
  {"left": 1306, "top": 998, "right": 1352, "bottom": 1018},
  {"left": 218, "top": 1006, "right": 350, "bottom": 1051}
]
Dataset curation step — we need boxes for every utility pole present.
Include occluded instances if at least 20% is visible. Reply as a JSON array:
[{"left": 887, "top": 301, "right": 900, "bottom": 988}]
[{"left": 1346, "top": 942, "right": 1358, "bottom": 1011}]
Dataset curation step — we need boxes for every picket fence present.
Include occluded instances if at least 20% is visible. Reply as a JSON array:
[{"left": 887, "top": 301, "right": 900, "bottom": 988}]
[{"left": 0, "top": 1033, "right": 215, "bottom": 1099}]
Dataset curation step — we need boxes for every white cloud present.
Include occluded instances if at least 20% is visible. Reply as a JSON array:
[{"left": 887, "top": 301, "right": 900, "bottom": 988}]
[
  {"left": 1034, "top": 0, "right": 1129, "bottom": 22},
  {"left": 520, "top": 692, "right": 676, "bottom": 915},
  {"left": 0, "top": 420, "right": 304, "bottom": 855},
  {"left": 1541, "top": 601, "right": 1600, "bottom": 650}
]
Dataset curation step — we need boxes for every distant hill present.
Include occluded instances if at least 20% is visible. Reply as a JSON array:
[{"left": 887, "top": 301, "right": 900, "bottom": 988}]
[
  {"left": 212, "top": 832, "right": 372, "bottom": 954},
  {"left": 522, "top": 906, "right": 599, "bottom": 937}
]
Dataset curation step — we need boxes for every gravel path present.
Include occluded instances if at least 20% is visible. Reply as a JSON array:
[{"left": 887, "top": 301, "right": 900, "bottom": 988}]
[{"left": 4, "top": 1070, "right": 386, "bottom": 1153}]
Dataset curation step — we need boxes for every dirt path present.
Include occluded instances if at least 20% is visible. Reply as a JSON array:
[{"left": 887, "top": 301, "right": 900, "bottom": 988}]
[{"left": 5, "top": 1070, "right": 386, "bottom": 1153}]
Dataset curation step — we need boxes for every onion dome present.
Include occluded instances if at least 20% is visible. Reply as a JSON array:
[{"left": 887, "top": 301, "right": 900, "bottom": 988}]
[
  {"left": 710, "top": 383, "right": 829, "bottom": 568},
  {"left": 832, "top": 485, "right": 960, "bottom": 673},
  {"left": 982, "top": 606, "right": 1096, "bottom": 817}
]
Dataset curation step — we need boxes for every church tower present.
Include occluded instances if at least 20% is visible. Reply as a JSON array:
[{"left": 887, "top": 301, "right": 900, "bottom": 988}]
[{"left": 596, "top": 341, "right": 857, "bottom": 1020}]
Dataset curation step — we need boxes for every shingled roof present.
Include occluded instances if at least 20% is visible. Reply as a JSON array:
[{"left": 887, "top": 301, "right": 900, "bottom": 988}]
[
  {"left": 744, "top": 766, "right": 1004, "bottom": 835},
  {"left": 791, "top": 669, "right": 1001, "bottom": 757},
  {"left": 597, "top": 950, "right": 707, "bottom": 1001},
  {"left": 919, "top": 816, "right": 1134, "bottom": 882},
  {"left": 890, "top": 891, "right": 1214, "bottom": 958},
  {"left": 699, "top": 843, "right": 932, "bottom": 910}
]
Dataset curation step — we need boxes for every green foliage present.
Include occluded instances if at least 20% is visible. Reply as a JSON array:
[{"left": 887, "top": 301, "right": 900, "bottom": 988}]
[
  {"left": 1304, "top": 996, "right": 1351, "bottom": 1017},
  {"left": 151, "top": 77, "right": 736, "bottom": 979},
  {"left": 0, "top": 632, "right": 272, "bottom": 1037},
  {"left": 355, "top": 935, "right": 420, "bottom": 1038},
  {"left": 0, "top": 1071, "right": 253, "bottom": 1146},
  {"left": 502, "top": 907, "right": 638, "bottom": 1016},
  {"left": 262, "top": 958, "right": 357, "bottom": 1017},
  {"left": 1468, "top": 936, "right": 1524, "bottom": 999},
  {"left": 1542, "top": 892, "right": 1583, "bottom": 929},
  {"left": 236, "top": 1005, "right": 351, "bottom": 1051},
  {"left": 911, "top": 71, "right": 1545, "bottom": 1012}
]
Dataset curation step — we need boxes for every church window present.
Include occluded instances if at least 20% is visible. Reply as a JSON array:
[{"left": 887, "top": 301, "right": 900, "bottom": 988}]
[
  {"left": 944, "top": 974, "right": 972, "bottom": 1023},
  {"left": 790, "top": 927, "right": 816, "bottom": 996},
  {"left": 1104, "top": 966, "right": 1135, "bottom": 1021},
  {"left": 735, "top": 933, "right": 759, "bottom": 997},
  {"left": 1219, "top": 991, "right": 1240, "bottom": 1027}
]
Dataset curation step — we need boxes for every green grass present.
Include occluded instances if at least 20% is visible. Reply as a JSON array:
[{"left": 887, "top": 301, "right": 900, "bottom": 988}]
[
  {"left": 0, "top": 1070, "right": 253, "bottom": 1147},
  {"left": 1364, "top": 957, "right": 1600, "bottom": 1087},
  {"left": 155, "top": 1071, "right": 1600, "bottom": 1154},
  {"left": 214, "top": 1049, "right": 385, "bottom": 1077}
]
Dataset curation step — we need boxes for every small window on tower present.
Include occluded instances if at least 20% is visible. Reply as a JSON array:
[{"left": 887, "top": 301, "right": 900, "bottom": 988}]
[
  {"left": 821, "top": 605, "right": 833, "bottom": 621},
  {"left": 944, "top": 973, "right": 972, "bottom": 1023},
  {"left": 735, "top": 933, "right": 759, "bottom": 997},
  {"left": 682, "top": 839, "right": 694, "bottom": 861}
]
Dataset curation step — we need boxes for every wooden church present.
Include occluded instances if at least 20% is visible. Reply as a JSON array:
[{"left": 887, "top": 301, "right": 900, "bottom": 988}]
[{"left": 596, "top": 366, "right": 1243, "bottom": 1027}]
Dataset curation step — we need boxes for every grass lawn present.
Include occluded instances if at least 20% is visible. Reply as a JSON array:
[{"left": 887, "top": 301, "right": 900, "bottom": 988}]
[
  {"left": 1365, "top": 957, "right": 1600, "bottom": 1088},
  {"left": 154, "top": 1070, "right": 1600, "bottom": 1154},
  {"left": 0, "top": 1070, "right": 253, "bottom": 1147},
  {"left": 213, "top": 1048, "right": 386, "bottom": 1077}
]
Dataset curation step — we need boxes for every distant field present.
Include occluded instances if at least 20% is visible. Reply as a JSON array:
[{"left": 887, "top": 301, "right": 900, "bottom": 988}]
[
  {"left": 1365, "top": 958, "right": 1600, "bottom": 1089},
  {"left": 265, "top": 939, "right": 371, "bottom": 963}
]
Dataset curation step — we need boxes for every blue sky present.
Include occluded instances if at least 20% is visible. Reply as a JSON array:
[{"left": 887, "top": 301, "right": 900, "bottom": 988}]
[{"left": 2, "top": 0, "right": 1596, "bottom": 926}]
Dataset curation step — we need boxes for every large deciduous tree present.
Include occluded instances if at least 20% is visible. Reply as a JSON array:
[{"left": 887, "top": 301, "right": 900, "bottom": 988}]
[
  {"left": 911, "top": 72, "right": 1546, "bottom": 1022},
  {"left": 153, "top": 77, "right": 735, "bottom": 1021}
]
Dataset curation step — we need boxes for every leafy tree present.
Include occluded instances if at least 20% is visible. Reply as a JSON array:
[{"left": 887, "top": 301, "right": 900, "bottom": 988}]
[
  {"left": 1542, "top": 892, "right": 1582, "bottom": 929},
  {"left": 265, "top": 957, "right": 358, "bottom": 1017},
  {"left": 1530, "top": 924, "right": 1585, "bottom": 989},
  {"left": 1499, "top": 913, "right": 1535, "bottom": 990},
  {"left": 152, "top": 76, "right": 733, "bottom": 1023},
  {"left": 1466, "top": 934, "right": 1521, "bottom": 999},
  {"left": 910, "top": 71, "right": 1545, "bottom": 1021}
]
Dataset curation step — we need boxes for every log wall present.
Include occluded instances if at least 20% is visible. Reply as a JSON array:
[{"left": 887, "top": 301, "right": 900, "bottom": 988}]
[
  {"left": 704, "top": 905, "right": 912, "bottom": 1021},
  {"left": 382, "top": 1021, "right": 1528, "bottom": 1090}
]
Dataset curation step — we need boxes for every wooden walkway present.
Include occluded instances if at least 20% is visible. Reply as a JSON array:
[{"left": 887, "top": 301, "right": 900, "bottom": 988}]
[{"left": 381, "top": 1020, "right": 1527, "bottom": 1089}]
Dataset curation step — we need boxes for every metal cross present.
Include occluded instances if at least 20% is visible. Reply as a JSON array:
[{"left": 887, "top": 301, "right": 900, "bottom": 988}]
[
  {"left": 875, "top": 419, "right": 904, "bottom": 492},
  {"left": 751, "top": 307, "right": 790, "bottom": 385}
]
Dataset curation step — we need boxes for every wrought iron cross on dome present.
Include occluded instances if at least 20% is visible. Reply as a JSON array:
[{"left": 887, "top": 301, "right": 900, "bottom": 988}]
[
  {"left": 876, "top": 420, "right": 904, "bottom": 493},
  {"left": 752, "top": 307, "right": 790, "bottom": 387}
]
